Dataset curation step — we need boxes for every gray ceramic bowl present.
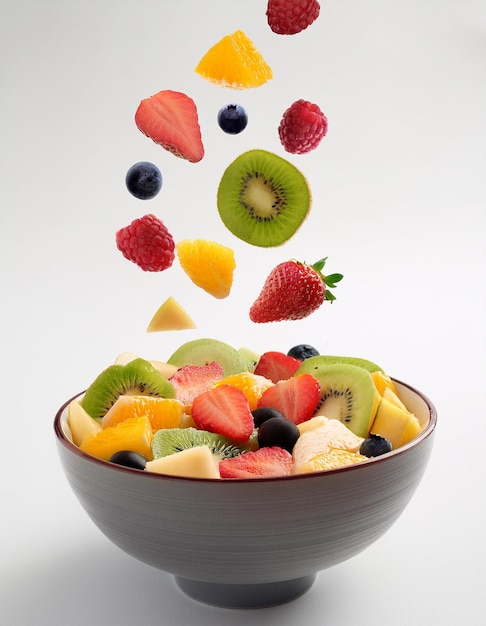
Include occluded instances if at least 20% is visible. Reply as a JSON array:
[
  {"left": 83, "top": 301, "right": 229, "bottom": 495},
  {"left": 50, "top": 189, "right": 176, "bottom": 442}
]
[{"left": 54, "top": 379, "right": 436, "bottom": 609}]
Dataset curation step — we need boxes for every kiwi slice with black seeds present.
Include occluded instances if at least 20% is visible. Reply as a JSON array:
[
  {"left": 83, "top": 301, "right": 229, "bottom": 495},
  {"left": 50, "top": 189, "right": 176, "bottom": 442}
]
[
  {"left": 296, "top": 362, "right": 380, "bottom": 438},
  {"left": 81, "top": 358, "right": 176, "bottom": 421},
  {"left": 152, "top": 427, "right": 248, "bottom": 461},
  {"left": 297, "top": 354, "right": 383, "bottom": 374},
  {"left": 217, "top": 149, "right": 311, "bottom": 247}
]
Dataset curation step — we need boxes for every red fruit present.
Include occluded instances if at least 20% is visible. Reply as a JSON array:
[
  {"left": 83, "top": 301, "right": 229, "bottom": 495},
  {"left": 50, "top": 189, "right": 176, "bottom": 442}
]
[
  {"left": 169, "top": 362, "right": 224, "bottom": 406},
  {"left": 254, "top": 351, "right": 301, "bottom": 383},
  {"left": 135, "top": 90, "right": 204, "bottom": 163},
  {"left": 266, "top": 0, "right": 321, "bottom": 35},
  {"left": 192, "top": 385, "right": 254, "bottom": 443},
  {"left": 278, "top": 99, "right": 328, "bottom": 154},
  {"left": 115, "top": 213, "right": 175, "bottom": 272},
  {"left": 249, "top": 258, "right": 343, "bottom": 323},
  {"left": 219, "top": 447, "right": 293, "bottom": 479},
  {"left": 256, "top": 373, "right": 321, "bottom": 425}
]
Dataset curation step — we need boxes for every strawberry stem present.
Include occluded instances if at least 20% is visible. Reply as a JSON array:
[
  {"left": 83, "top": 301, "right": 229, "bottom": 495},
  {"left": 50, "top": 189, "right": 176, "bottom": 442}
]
[{"left": 310, "top": 257, "right": 343, "bottom": 302}]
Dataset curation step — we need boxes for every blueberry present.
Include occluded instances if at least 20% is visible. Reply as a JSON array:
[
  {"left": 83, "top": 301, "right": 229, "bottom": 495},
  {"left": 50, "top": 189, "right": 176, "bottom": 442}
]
[
  {"left": 252, "top": 407, "right": 286, "bottom": 428},
  {"left": 126, "top": 161, "right": 162, "bottom": 199},
  {"left": 109, "top": 450, "right": 148, "bottom": 470},
  {"left": 217, "top": 104, "right": 248, "bottom": 134},
  {"left": 359, "top": 434, "right": 393, "bottom": 457},
  {"left": 287, "top": 344, "right": 320, "bottom": 361},
  {"left": 257, "top": 417, "right": 300, "bottom": 453}
]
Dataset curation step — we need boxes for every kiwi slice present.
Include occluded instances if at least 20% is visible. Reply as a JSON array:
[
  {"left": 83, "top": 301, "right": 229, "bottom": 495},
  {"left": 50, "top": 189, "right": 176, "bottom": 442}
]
[
  {"left": 167, "top": 338, "right": 250, "bottom": 376},
  {"left": 297, "top": 354, "right": 383, "bottom": 374},
  {"left": 296, "top": 362, "right": 380, "bottom": 438},
  {"left": 81, "top": 358, "right": 176, "bottom": 421},
  {"left": 152, "top": 427, "right": 247, "bottom": 461},
  {"left": 217, "top": 149, "right": 311, "bottom": 247}
]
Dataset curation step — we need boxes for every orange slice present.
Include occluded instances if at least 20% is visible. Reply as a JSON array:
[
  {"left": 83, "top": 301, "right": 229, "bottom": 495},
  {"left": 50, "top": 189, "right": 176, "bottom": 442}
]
[
  {"left": 101, "top": 395, "right": 184, "bottom": 432},
  {"left": 79, "top": 415, "right": 153, "bottom": 461},
  {"left": 176, "top": 239, "right": 236, "bottom": 299},
  {"left": 195, "top": 30, "right": 273, "bottom": 89},
  {"left": 215, "top": 372, "right": 274, "bottom": 411}
]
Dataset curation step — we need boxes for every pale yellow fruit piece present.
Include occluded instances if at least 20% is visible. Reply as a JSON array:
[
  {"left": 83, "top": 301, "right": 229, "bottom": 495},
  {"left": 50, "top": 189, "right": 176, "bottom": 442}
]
[
  {"left": 114, "top": 352, "right": 178, "bottom": 379},
  {"left": 297, "top": 415, "right": 329, "bottom": 435},
  {"left": 382, "top": 386, "right": 408, "bottom": 411},
  {"left": 370, "top": 397, "right": 423, "bottom": 448},
  {"left": 145, "top": 445, "right": 220, "bottom": 478},
  {"left": 147, "top": 296, "right": 197, "bottom": 332},
  {"left": 68, "top": 400, "right": 102, "bottom": 446},
  {"left": 295, "top": 448, "right": 367, "bottom": 474},
  {"left": 293, "top": 419, "right": 364, "bottom": 473}
]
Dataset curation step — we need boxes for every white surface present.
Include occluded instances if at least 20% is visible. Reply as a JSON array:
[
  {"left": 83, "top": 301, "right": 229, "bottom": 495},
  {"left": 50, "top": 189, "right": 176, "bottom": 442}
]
[{"left": 1, "top": 1, "right": 484, "bottom": 623}]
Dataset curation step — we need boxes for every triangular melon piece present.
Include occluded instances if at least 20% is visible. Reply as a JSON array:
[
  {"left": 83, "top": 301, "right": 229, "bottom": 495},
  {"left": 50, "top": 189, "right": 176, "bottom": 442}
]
[{"left": 147, "top": 297, "right": 197, "bottom": 332}]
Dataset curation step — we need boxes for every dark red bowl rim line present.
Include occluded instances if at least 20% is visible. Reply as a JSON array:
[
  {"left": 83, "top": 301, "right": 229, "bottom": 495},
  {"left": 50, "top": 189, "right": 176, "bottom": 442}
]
[{"left": 53, "top": 377, "right": 437, "bottom": 484}]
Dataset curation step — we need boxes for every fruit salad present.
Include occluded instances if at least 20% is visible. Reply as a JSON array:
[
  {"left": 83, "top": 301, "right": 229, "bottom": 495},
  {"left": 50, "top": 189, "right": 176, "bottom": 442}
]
[{"left": 66, "top": 339, "right": 425, "bottom": 479}]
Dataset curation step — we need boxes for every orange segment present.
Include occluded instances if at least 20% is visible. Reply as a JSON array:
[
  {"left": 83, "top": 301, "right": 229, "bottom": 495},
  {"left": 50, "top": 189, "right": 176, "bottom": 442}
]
[
  {"left": 176, "top": 239, "right": 236, "bottom": 299},
  {"left": 215, "top": 372, "right": 273, "bottom": 411},
  {"left": 101, "top": 395, "right": 184, "bottom": 432},
  {"left": 195, "top": 30, "right": 273, "bottom": 89},
  {"left": 80, "top": 415, "right": 153, "bottom": 461}
]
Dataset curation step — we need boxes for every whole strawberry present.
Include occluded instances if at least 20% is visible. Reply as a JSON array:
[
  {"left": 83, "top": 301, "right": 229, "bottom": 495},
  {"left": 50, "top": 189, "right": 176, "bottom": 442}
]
[
  {"left": 266, "top": 0, "right": 320, "bottom": 36},
  {"left": 116, "top": 213, "right": 175, "bottom": 272},
  {"left": 278, "top": 99, "right": 328, "bottom": 154},
  {"left": 249, "top": 258, "right": 342, "bottom": 323}
]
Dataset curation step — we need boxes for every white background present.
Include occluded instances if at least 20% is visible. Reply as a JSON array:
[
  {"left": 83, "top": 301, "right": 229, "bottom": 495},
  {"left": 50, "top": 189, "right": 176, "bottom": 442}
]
[{"left": 1, "top": 1, "right": 485, "bottom": 624}]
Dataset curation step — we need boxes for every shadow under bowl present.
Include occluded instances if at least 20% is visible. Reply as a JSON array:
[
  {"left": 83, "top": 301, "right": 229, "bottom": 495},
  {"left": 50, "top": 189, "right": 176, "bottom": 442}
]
[{"left": 54, "top": 378, "right": 436, "bottom": 609}]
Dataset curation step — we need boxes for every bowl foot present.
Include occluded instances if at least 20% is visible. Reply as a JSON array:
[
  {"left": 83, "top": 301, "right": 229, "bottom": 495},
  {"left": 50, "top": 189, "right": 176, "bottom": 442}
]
[{"left": 174, "top": 573, "right": 316, "bottom": 609}]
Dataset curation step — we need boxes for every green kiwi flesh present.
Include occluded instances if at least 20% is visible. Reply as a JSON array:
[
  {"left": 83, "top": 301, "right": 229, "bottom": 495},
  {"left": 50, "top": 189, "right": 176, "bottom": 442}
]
[
  {"left": 296, "top": 362, "right": 378, "bottom": 438},
  {"left": 167, "top": 338, "right": 250, "bottom": 376},
  {"left": 152, "top": 427, "right": 248, "bottom": 461},
  {"left": 217, "top": 149, "right": 311, "bottom": 247},
  {"left": 297, "top": 354, "right": 383, "bottom": 374},
  {"left": 81, "top": 358, "right": 176, "bottom": 421}
]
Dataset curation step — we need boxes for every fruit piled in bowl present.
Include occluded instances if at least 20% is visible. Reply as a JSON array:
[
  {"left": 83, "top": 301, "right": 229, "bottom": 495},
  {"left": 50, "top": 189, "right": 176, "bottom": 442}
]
[{"left": 66, "top": 338, "right": 425, "bottom": 479}]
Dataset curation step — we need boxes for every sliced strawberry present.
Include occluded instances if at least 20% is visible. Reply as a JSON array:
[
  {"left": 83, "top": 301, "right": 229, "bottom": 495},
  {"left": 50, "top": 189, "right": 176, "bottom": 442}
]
[
  {"left": 191, "top": 385, "right": 254, "bottom": 443},
  {"left": 254, "top": 351, "right": 301, "bottom": 383},
  {"left": 135, "top": 90, "right": 204, "bottom": 163},
  {"left": 219, "top": 447, "right": 293, "bottom": 479},
  {"left": 169, "top": 361, "right": 224, "bottom": 406},
  {"left": 256, "top": 373, "right": 320, "bottom": 425}
]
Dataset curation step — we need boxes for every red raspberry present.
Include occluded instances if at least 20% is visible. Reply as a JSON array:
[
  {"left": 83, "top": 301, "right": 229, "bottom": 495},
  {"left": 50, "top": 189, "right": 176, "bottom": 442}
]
[
  {"left": 278, "top": 99, "right": 328, "bottom": 154},
  {"left": 266, "top": 0, "right": 320, "bottom": 36},
  {"left": 115, "top": 213, "right": 175, "bottom": 272}
]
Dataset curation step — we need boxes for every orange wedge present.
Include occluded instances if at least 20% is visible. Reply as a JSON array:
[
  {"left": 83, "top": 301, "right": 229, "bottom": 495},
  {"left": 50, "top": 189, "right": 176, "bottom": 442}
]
[
  {"left": 176, "top": 239, "right": 236, "bottom": 299},
  {"left": 80, "top": 415, "right": 153, "bottom": 461},
  {"left": 195, "top": 30, "right": 273, "bottom": 89},
  {"left": 215, "top": 372, "right": 274, "bottom": 411},
  {"left": 101, "top": 395, "right": 184, "bottom": 432}
]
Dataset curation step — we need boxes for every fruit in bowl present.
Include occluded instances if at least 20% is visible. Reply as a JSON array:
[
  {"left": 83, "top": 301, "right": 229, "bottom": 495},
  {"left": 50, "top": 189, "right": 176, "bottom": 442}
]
[{"left": 54, "top": 339, "right": 436, "bottom": 608}]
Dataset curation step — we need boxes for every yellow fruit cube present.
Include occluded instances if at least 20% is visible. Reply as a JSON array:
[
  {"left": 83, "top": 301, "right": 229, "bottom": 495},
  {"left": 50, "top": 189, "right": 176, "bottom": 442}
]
[{"left": 68, "top": 400, "right": 102, "bottom": 446}]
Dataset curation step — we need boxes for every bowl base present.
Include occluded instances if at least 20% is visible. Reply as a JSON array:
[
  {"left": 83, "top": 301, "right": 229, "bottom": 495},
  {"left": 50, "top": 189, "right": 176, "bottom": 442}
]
[{"left": 174, "top": 574, "right": 316, "bottom": 609}]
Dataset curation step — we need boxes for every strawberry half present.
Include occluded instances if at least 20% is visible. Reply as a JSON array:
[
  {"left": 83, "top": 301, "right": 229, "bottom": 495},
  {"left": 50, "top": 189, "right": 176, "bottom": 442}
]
[
  {"left": 256, "top": 373, "right": 321, "bottom": 425},
  {"left": 219, "top": 447, "right": 293, "bottom": 478},
  {"left": 169, "top": 361, "right": 224, "bottom": 406},
  {"left": 135, "top": 90, "right": 204, "bottom": 163},
  {"left": 249, "top": 258, "right": 343, "bottom": 323},
  {"left": 191, "top": 384, "right": 254, "bottom": 443},
  {"left": 254, "top": 351, "right": 302, "bottom": 383}
]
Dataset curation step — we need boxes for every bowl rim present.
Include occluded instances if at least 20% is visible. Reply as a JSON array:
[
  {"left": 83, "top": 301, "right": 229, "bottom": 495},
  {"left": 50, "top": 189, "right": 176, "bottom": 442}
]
[{"left": 54, "top": 377, "right": 437, "bottom": 484}]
